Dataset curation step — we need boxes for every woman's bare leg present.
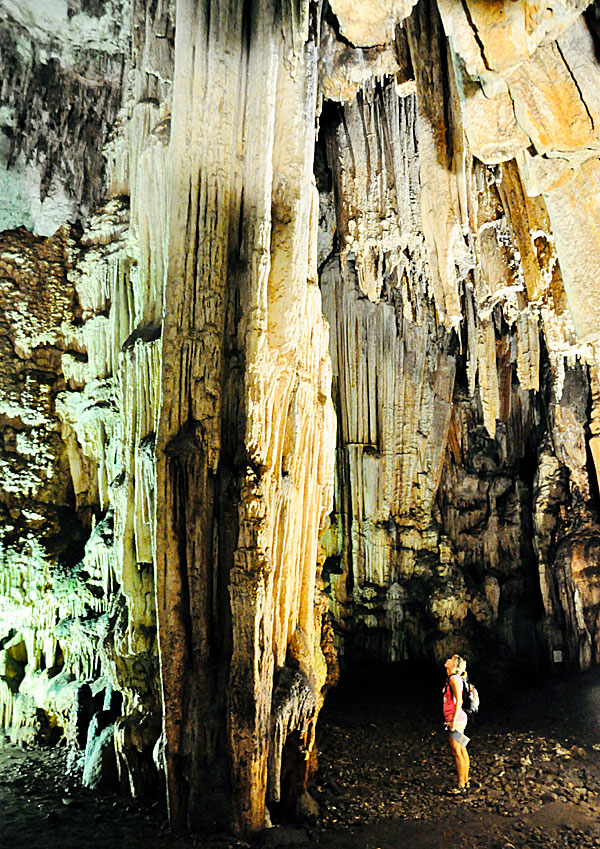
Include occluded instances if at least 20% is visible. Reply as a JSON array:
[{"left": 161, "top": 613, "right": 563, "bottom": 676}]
[{"left": 449, "top": 738, "right": 468, "bottom": 787}]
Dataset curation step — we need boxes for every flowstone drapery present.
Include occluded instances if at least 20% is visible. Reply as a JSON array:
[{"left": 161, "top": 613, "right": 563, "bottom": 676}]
[
  {"left": 154, "top": 0, "right": 334, "bottom": 831},
  {"left": 317, "top": 0, "right": 600, "bottom": 685}
]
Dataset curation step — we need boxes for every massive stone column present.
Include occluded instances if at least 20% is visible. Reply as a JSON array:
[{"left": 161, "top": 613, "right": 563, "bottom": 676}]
[{"left": 155, "top": 0, "right": 335, "bottom": 832}]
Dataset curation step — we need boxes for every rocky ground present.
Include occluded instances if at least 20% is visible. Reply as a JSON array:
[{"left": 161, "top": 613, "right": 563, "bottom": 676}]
[
  {"left": 310, "top": 664, "right": 600, "bottom": 849},
  {"left": 0, "top": 666, "right": 599, "bottom": 848}
]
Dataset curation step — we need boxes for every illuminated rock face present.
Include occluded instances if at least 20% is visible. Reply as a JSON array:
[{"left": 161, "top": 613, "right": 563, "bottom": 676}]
[
  {"left": 2, "top": 0, "right": 600, "bottom": 837},
  {"left": 0, "top": 0, "right": 171, "bottom": 794},
  {"left": 155, "top": 1, "right": 335, "bottom": 831},
  {"left": 319, "top": 0, "right": 600, "bottom": 684},
  {"left": 0, "top": 225, "right": 87, "bottom": 737}
]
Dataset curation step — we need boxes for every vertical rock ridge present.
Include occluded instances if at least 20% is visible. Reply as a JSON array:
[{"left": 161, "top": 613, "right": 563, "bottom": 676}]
[{"left": 154, "top": 0, "right": 335, "bottom": 832}]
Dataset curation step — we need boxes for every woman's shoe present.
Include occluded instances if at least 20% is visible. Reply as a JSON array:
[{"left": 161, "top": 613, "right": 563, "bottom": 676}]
[{"left": 447, "top": 786, "right": 466, "bottom": 795}]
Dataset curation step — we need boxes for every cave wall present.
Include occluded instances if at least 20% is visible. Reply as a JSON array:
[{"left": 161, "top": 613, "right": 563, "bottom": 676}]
[
  {"left": 317, "top": 0, "right": 600, "bottom": 683},
  {"left": 0, "top": 0, "right": 173, "bottom": 794},
  {"left": 1, "top": 0, "right": 600, "bottom": 838}
]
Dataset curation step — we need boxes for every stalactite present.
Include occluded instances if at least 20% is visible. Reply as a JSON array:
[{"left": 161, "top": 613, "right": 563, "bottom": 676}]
[
  {"left": 516, "top": 309, "right": 541, "bottom": 392},
  {"left": 267, "top": 668, "right": 317, "bottom": 812},
  {"left": 0, "top": 680, "right": 15, "bottom": 729}
]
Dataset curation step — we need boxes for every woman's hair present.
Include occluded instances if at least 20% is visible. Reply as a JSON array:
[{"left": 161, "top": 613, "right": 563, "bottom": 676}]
[{"left": 449, "top": 654, "right": 467, "bottom": 677}]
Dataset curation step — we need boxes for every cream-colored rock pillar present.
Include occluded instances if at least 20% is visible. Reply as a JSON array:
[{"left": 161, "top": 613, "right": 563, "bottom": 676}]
[
  {"left": 155, "top": 0, "right": 244, "bottom": 828},
  {"left": 155, "top": 0, "right": 334, "bottom": 834}
]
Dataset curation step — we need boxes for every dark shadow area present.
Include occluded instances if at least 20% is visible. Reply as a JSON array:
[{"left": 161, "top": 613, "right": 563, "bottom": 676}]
[
  {"left": 321, "top": 660, "right": 441, "bottom": 728},
  {"left": 310, "top": 662, "right": 600, "bottom": 849}
]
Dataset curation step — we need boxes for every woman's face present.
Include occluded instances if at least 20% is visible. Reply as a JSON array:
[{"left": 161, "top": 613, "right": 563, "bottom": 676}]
[{"left": 444, "top": 657, "right": 454, "bottom": 675}]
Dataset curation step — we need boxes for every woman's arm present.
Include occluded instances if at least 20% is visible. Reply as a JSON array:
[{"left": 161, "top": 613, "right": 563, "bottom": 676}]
[{"left": 449, "top": 675, "right": 462, "bottom": 730}]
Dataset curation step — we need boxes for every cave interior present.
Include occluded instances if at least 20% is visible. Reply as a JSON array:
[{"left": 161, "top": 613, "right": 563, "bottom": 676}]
[{"left": 2, "top": 0, "right": 600, "bottom": 840}]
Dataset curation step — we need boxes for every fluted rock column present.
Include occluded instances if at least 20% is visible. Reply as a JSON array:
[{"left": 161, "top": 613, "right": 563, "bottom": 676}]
[{"left": 155, "top": 0, "right": 334, "bottom": 833}]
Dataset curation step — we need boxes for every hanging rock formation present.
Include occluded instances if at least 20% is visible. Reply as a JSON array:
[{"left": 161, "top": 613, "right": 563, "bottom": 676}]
[
  {"left": 2, "top": 0, "right": 600, "bottom": 837},
  {"left": 318, "top": 0, "right": 600, "bottom": 687}
]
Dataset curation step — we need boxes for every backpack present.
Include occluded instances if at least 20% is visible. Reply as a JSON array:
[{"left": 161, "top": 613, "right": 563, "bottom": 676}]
[{"left": 462, "top": 678, "right": 480, "bottom": 715}]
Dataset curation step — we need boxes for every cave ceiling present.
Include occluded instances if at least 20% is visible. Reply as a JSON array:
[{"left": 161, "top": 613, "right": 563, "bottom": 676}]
[{"left": 1, "top": 0, "right": 600, "bottom": 835}]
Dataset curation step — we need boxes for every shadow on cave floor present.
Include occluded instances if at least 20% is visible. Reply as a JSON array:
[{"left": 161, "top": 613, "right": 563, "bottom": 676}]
[{"left": 0, "top": 666, "right": 600, "bottom": 849}]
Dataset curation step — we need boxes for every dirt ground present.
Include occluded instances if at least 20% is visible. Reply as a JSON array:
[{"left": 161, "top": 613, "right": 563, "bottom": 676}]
[
  {"left": 311, "top": 665, "right": 600, "bottom": 849},
  {"left": 1, "top": 666, "right": 599, "bottom": 849}
]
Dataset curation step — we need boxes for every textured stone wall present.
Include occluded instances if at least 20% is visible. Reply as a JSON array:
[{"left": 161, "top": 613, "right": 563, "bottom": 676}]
[
  {"left": 0, "top": 1, "right": 128, "bottom": 234},
  {"left": 317, "top": 0, "right": 600, "bottom": 686},
  {"left": 0, "top": 0, "right": 172, "bottom": 796},
  {"left": 0, "top": 225, "right": 87, "bottom": 735}
]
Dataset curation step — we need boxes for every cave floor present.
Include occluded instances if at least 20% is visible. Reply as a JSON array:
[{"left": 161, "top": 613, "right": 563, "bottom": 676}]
[
  {"left": 1, "top": 668, "right": 600, "bottom": 849},
  {"left": 312, "top": 665, "right": 600, "bottom": 849}
]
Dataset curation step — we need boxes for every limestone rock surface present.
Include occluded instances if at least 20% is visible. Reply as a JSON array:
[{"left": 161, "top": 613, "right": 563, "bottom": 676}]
[
  {"left": 317, "top": 0, "right": 600, "bottom": 684},
  {"left": 3, "top": 0, "right": 600, "bottom": 840},
  {"left": 329, "top": 0, "right": 419, "bottom": 46}
]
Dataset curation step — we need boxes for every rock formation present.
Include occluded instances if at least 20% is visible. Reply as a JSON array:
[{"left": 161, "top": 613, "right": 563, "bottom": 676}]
[
  {"left": 2, "top": 0, "right": 600, "bottom": 837},
  {"left": 318, "top": 0, "right": 600, "bottom": 688}
]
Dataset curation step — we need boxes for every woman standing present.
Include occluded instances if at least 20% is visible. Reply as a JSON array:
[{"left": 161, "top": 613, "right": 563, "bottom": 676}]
[{"left": 443, "top": 654, "right": 470, "bottom": 793}]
